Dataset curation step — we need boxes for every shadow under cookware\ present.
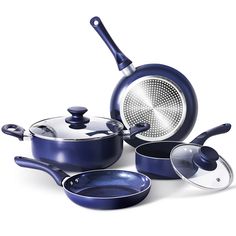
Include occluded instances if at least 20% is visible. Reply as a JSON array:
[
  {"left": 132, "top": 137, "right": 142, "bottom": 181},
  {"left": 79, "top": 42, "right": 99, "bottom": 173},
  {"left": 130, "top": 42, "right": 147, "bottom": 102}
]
[{"left": 110, "top": 144, "right": 135, "bottom": 169}]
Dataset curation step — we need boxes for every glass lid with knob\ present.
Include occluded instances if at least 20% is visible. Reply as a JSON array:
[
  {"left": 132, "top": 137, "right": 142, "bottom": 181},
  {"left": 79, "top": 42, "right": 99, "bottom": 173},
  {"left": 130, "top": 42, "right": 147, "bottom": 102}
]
[
  {"left": 29, "top": 106, "right": 124, "bottom": 141},
  {"left": 170, "top": 144, "right": 233, "bottom": 190}
]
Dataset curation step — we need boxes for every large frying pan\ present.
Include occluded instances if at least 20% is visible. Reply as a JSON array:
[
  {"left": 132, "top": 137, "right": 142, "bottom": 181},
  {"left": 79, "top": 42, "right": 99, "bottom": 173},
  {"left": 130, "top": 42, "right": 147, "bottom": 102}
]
[
  {"left": 15, "top": 156, "right": 151, "bottom": 210},
  {"left": 90, "top": 16, "right": 198, "bottom": 147}
]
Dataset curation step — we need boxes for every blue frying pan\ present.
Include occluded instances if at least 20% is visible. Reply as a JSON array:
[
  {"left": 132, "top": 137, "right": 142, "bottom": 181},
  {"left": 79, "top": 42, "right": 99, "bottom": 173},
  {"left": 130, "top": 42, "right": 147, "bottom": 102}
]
[
  {"left": 14, "top": 156, "right": 151, "bottom": 209},
  {"left": 90, "top": 17, "right": 198, "bottom": 147}
]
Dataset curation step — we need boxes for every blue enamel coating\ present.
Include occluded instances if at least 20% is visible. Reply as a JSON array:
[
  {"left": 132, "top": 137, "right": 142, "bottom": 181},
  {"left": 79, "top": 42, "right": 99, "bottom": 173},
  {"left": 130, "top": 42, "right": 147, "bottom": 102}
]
[
  {"left": 14, "top": 156, "right": 151, "bottom": 210},
  {"left": 31, "top": 134, "right": 123, "bottom": 171}
]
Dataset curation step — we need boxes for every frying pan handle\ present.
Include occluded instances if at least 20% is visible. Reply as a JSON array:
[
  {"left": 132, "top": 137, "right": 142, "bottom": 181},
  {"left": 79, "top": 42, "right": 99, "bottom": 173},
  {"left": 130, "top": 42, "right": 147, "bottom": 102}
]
[
  {"left": 190, "top": 123, "right": 231, "bottom": 145},
  {"left": 14, "top": 156, "right": 69, "bottom": 186},
  {"left": 90, "top": 16, "right": 133, "bottom": 71}
]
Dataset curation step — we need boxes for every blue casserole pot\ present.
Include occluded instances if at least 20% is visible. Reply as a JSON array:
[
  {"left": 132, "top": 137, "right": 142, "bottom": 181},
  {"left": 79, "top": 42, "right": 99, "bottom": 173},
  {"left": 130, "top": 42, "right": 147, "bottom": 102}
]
[{"left": 2, "top": 106, "right": 150, "bottom": 171}]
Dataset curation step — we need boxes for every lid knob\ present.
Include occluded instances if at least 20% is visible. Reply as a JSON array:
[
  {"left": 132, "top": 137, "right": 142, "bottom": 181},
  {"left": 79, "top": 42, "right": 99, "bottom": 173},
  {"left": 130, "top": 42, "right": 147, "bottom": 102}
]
[
  {"left": 193, "top": 146, "right": 219, "bottom": 171},
  {"left": 65, "top": 106, "right": 90, "bottom": 126}
]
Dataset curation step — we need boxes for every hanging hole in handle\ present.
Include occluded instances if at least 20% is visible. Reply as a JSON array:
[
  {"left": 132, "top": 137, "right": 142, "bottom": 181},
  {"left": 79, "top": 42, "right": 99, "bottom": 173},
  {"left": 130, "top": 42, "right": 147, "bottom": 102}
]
[
  {"left": 6, "top": 124, "right": 18, "bottom": 131},
  {"left": 7, "top": 126, "right": 18, "bottom": 132},
  {"left": 93, "top": 20, "right": 99, "bottom": 26},
  {"left": 90, "top": 16, "right": 101, "bottom": 27}
]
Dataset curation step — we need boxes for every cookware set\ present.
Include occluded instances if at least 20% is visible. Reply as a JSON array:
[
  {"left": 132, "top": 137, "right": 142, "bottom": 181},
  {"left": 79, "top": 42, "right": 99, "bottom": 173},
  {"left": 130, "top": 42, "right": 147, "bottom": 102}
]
[{"left": 2, "top": 16, "right": 234, "bottom": 209}]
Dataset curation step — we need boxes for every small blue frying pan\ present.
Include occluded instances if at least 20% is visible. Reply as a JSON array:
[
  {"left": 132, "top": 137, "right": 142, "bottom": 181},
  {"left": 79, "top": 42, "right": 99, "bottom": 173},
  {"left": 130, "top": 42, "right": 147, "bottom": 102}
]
[
  {"left": 14, "top": 156, "right": 151, "bottom": 209},
  {"left": 90, "top": 16, "right": 198, "bottom": 147}
]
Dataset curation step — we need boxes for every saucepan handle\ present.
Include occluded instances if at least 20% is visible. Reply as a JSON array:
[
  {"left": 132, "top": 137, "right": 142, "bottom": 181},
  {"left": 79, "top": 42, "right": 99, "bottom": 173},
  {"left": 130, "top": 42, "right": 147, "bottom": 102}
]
[
  {"left": 123, "top": 122, "right": 150, "bottom": 140},
  {"left": 15, "top": 156, "right": 69, "bottom": 186},
  {"left": 90, "top": 16, "right": 132, "bottom": 71},
  {"left": 2, "top": 124, "right": 25, "bottom": 141},
  {"left": 190, "top": 123, "right": 231, "bottom": 145}
]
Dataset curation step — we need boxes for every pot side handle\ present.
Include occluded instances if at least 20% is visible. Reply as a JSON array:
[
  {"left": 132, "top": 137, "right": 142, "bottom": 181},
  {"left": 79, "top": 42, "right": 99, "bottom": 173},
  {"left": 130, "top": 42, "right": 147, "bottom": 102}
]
[
  {"left": 15, "top": 156, "right": 70, "bottom": 186},
  {"left": 123, "top": 122, "right": 150, "bottom": 140},
  {"left": 2, "top": 124, "right": 25, "bottom": 141},
  {"left": 190, "top": 123, "right": 231, "bottom": 145}
]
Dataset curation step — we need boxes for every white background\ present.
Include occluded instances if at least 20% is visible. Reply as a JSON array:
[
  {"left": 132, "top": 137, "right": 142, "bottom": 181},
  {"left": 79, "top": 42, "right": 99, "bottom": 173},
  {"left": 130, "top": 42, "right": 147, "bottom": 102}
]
[{"left": 0, "top": 0, "right": 235, "bottom": 235}]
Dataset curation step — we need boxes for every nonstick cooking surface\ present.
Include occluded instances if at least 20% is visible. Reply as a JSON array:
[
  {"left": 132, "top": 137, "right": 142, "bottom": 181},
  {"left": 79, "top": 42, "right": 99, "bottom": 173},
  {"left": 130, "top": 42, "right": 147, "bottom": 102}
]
[
  {"left": 76, "top": 186, "right": 139, "bottom": 197},
  {"left": 120, "top": 76, "right": 187, "bottom": 141}
]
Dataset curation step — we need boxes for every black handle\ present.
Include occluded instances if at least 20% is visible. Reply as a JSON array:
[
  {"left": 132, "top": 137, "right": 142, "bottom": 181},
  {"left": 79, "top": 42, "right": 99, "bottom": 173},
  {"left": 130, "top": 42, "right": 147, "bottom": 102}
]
[
  {"left": 90, "top": 16, "right": 132, "bottom": 71},
  {"left": 124, "top": 122, "right": 150, "bottom": 140},
  {"left": 190, "top": 123, "right": 231, "bottom": 145},
  {"left": 2, "top": 124, "right": 25, "bottom": 141},
  {"left": 15, "top": 156, "right": 69, "bottom": 186}
]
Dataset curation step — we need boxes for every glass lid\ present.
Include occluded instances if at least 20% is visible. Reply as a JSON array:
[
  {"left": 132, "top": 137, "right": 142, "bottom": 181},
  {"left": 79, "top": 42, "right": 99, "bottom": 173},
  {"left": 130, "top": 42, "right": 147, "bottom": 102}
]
[
  {"left": 29, "top": 107, "right": 124, "bottom": 141},
  {"left": 170, "top": 144, "right": 233, "bottom": 190}
]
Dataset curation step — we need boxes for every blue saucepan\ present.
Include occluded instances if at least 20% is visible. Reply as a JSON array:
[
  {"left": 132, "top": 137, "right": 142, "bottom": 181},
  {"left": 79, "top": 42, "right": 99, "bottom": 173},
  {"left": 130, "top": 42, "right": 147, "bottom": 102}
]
[
  {"left": 135, "top": 124, "right": 231, "bottom": 179},
  {"left": 15, "top": 156, "right": 151, "bottom": 209}
]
